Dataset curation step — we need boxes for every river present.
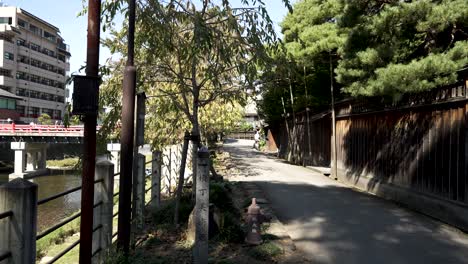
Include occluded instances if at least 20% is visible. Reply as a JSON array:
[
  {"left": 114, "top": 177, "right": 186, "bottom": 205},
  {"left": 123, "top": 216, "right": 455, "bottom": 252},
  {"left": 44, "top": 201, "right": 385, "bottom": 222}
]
[{"left": 0, "top": 171, "right": 82, "bottom": 232}]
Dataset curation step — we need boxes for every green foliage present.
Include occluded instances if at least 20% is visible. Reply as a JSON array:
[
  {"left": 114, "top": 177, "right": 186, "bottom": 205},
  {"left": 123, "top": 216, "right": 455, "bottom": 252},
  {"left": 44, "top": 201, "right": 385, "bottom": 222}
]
[
  {"left": 37, "top": 113, "right": 52, "bottom": 125},
  {"left": 246, "top": 241, "right": 282, "bottom": 260},
  {"left": 152, "top": 192, "right": 194, "bottom": 225},
  {"left": 260, "top": 0, "right": 468, "bottom": 117},
  {"left": 210, "top": 182, "right": 244, "bottom": 243},
  {"left": 36, "top": 215, "right": 80, "bottom": 260},
  {"left": 46, "top": 157, "right": 80, "bottom": 168},
  {"left": 336, "top": 0, "right": 468, "bottom": 96},
  {"left": 94, "top": 0, "right": 291, "bottom": 149}
]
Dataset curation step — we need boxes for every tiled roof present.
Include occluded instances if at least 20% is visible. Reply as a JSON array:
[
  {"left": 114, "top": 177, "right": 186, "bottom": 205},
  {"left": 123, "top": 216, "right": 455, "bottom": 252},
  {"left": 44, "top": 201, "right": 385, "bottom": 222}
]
[{"left": 0, "top": 89, "right": 22, "bottom": 100}]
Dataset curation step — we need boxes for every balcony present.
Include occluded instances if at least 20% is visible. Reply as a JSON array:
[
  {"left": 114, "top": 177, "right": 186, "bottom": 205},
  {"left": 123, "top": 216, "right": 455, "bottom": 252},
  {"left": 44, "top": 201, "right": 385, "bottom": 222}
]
[{"left": 57, "top": 42, "right": 70, "bottom": 52}]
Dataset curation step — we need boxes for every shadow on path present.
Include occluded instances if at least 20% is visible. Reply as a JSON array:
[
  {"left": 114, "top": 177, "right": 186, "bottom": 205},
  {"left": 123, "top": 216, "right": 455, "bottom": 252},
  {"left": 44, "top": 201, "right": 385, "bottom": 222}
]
[{"left": 224, "top": 139, "right": 468, "bottom": 264}]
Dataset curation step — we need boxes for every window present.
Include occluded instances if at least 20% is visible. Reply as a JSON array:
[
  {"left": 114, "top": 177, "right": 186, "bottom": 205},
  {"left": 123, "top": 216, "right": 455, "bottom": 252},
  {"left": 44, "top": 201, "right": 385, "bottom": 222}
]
[
  {"left": 16, "top": 105, "right": 25, "bottom": 115},
  {"left": 0, "top": 68, "right": 12, "bottom": 77},
  {"left": 30, "top": 42, "right": 40, "bottom": 52},
  {"left": 4, "top": 52, "right": 13, "bottom": 60},
  {"left": 58, "top": 54, "right": 66, "bottom": 62},
  {"left": 44, "top": 31, "right": 56, "bottom": 42},
  {"left": 17, "top": 19, "right": 27, "bottom": 28},
  {"left": 56, "top": 82, "right": 64, "bottom": 89},
  {"left": 57, "top": 96, "right": 64, "bottom": 103},
  {"left": 57, "top": 68, "right": 65, "bottom": 76},
  {"left": 30, "top": 58, "right": 40, "bottom": 68},
  {"left": 0, "top": 17, "right": 12, "bottom": 25},
  {"left": 42, "top": 108, "right": 54, "bottom": 116},
  {"left": 30, "top": 75, "right": 40, "bottom": 84},
  {"left": 29, "top": 24, "right": 41, "bottom": 36},
  {"left": 16, "top": 88, "right": 27, "bottom": 97},
  {"left": 42, "top": 48, "right": 55, "bottom": 58},
  {"left": 16, "top": 38, "right": 27, "bottom": 47},
  {"left": 0, "top": 98, "right": 14, "bottom": 109},
  {"left": 29, "top": 91, "right": 40, "bottom": 99},
  {"left": 16, "top": 71, "right": 28, "bottom": 80},
  {"left": 17, "top": 55, "right": 29, "bottom": 64},
  {"left": 28, "top": 106, "right": 40, "bottom": 117},
  {"left": 54, "top": 109, "right": 62, "bottom": 119}
]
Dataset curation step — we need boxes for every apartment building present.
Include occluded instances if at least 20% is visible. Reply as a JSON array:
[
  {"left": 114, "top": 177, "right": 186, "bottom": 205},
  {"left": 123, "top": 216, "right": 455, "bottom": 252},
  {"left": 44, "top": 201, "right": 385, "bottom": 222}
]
[{"left": 0, "top": 6, "right": 70, "bottom": 123}]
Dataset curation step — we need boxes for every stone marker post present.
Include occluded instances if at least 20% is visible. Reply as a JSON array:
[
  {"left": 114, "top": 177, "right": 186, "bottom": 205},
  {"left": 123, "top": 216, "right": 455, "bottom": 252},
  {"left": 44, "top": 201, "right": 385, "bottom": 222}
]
[
  {"left": 0, "top": 178, "right": 38, "bottom": 263},
  {"left": 135, "top": 153, "right": 145, "bottom": 230},
  {"left": 92, "top": 160, "right": 114, "bottom": 263},
  {"left": 151, "top": 151, "right": 162, "bottom": 209},
  {"left": 194, "top": 147, "right": 209, "bottom": 264}
]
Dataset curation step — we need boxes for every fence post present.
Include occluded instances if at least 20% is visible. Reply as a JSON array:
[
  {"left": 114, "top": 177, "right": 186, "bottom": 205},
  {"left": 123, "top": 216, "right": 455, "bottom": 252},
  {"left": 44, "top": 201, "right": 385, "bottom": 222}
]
[
  {"left": 135, "top": 153, "right": 145, "bottom": 231},
  {"left": 151, "top": 151, "right": 162, "bottom": 209},
  {"left": 193, "top": 147, "right": 210, "bottom": 264},
  {"left": 93, "top": 160, "right": 114, "bottom": 263},
  {"left": 0, "top": 178, "right": 37, "bottom": 264}
]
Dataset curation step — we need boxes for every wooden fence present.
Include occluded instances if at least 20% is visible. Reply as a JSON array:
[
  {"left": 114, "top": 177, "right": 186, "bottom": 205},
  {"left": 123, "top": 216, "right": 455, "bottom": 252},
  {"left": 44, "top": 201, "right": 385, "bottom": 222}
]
[
  {"left": 268, "top": 110, "right": 331, "bottom": 167},
  {"left": 335, "top": 81, "right": 468, "bottom": 205}
]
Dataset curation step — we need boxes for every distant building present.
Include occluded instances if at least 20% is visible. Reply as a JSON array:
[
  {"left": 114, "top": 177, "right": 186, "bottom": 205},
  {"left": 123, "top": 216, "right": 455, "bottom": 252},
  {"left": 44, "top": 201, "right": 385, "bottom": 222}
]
[
  {"left": 0, "top": 87, "right": 21, "bottom": 120},
  {"left": 0, "top": 6, "right": 70, "bottom": 123},
  {"left": 244, "top": 86, "right": 262, "bottom": 129}
]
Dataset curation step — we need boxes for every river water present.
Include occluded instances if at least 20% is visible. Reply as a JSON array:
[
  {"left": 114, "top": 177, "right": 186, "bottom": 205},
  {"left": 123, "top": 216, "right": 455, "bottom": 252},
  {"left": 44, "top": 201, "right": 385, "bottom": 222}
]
[{"left": 0, "top": 171, "right": 82, "bottom": 232}]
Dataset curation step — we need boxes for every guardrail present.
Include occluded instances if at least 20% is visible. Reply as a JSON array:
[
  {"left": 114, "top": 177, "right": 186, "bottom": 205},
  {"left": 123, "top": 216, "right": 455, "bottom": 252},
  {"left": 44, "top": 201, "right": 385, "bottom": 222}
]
[
  {"left": 0, "top": 151, "right": 163, "bottom": 263},
  {"left": 0, "top": 124, "right": 97, "bottom": 135}
]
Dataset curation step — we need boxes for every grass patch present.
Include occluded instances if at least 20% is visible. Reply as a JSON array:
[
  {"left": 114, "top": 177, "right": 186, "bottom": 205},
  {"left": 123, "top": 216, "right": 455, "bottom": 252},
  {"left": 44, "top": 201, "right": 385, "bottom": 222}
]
[
  {"left": 47, "top": 157, "right": 80, "bottom": 168},
  {"left": 246, "top": 241, "right": 282, "bottom": 260},
  {"left": 36, "top": 215, "right": 80, "bottom": 260},
  {"left": 152, "top": 192, "right": 194, "bottom": 225}
]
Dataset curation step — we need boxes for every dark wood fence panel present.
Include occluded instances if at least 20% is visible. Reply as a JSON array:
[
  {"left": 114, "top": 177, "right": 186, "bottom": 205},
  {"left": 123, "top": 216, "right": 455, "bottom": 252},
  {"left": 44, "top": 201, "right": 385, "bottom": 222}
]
[
  {"left": 336, "top": 81, "right": 468, "bottom": 204},
  {"left": 272, "top": 111, "right": 331, "bottom": 167}
]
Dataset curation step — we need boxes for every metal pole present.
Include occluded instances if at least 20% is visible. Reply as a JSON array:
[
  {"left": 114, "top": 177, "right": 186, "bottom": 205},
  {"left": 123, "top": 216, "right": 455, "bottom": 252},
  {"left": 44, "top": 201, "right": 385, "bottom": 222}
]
[
  {"left": 80, "top": 1, "right": 101, "bottom": 263},
  {"left": 117, "top": 0, "right": 136, "bottom": 254},
  {"left": 288, "top": 71, "right": 297, "bottom": 163},
  {"left": 330, "top": 52, "right": 337, "bottom": 180},
  {"left": 304, "top": 66, "right": 312, "bottom": 166}
]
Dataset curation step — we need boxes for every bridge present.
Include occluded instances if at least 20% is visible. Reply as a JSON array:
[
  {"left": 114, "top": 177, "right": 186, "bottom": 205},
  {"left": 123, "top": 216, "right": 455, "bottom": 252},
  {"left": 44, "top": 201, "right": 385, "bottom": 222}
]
[
  {"left": 0, "top": 124, "right": 94, "bottom": 180},
  {"left": 0, "top": 124, "right": 86, "bottom": 143}
]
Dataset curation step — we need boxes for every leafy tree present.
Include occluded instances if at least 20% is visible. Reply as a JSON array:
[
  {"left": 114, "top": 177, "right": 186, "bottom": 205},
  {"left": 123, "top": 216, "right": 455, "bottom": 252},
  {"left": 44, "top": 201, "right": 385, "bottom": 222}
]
[
  {"left": 259, "top": 0, "right": 345, "bottom": 124},
  {"left": 96, "top": 0, "right": 291, "bottom": 201},
  {"left": 336, "top": 0, "right": 468, "bottom": 96},
  {"left": 38, "top": 113, "right": 52, "bottom": 125}
]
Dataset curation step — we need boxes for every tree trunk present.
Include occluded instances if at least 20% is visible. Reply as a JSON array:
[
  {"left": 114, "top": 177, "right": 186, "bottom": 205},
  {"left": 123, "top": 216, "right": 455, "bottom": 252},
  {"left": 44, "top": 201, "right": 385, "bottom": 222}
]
[
  {"left": 174, "top": 131, "right": 190, "bottom": 226},
  {"left": 191, "top": 101, "right": 201, "bottom": 199}
]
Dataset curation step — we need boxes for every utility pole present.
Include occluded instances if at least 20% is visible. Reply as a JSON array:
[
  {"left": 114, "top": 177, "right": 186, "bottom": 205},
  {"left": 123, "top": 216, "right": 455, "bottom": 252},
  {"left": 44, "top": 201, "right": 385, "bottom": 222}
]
[
  {"left": 288, "top": 70, "right": 296, "bottom": 163},
  {"left": 79, "top": 0, "right": 101, "bottom": 263},
  {"left": 117, "top": 0, "right": 137, "bottom": 254},
  {"left": 304, "top": 66, "right": 312, "bottom": 165},
  {"left": 330, "top": 52, "right": 338, "bottom": 180}
]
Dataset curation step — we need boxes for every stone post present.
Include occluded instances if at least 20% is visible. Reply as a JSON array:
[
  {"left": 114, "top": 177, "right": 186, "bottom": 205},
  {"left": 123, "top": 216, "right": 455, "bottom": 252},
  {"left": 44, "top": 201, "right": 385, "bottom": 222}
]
[
  {"left": 107, "top": 143, "right": 121, "bottom": 175},
  {"left": 193, "top": 147, "right": 210, "bottom": 264},
  {"left": 151, "top": 151, "right": 162, "bottom": 209},
  {"left": 0, "top": 178, "right": 38, "bottom": 263},
  {"left": 135, "top": 154, "right": 145, "bottom": 230},
  {"left": 92, "top": 160, "right": 115, "bottom": 263},
  {"left": 10, "top": 142, "right": 26, "bottom": 179}
]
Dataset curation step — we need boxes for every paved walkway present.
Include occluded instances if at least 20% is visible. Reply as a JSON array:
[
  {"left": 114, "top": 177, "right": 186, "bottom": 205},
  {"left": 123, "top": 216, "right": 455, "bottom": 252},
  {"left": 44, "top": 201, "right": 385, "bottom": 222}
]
[{"left": 225, "top": 139, "right": 468, "bottom": 264}]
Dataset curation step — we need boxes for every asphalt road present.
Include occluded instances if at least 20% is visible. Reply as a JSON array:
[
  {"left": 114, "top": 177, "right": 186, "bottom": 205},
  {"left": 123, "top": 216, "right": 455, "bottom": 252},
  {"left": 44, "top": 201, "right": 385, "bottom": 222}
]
[{"left": 225, "top": 139, "right": 468, "bottom": 264}]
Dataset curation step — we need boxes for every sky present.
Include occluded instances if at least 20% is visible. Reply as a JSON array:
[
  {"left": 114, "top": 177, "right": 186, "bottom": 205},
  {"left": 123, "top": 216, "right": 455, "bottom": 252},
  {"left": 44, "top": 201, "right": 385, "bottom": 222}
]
[{"left": 4, "top": 0, "right": 292, "bottom": 75}]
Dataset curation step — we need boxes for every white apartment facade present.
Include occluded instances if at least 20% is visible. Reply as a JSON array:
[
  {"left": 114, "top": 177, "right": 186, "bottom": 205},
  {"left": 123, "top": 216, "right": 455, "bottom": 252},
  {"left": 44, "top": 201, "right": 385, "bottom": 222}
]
[{"left": 0, "top": 6, "right": 70, "bottom": 123}]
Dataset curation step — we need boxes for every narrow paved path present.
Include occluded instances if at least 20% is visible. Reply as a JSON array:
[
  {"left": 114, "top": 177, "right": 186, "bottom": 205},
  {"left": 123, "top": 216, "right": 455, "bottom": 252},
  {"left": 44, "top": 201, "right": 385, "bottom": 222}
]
[{"left": 225, "top": 139, "right": 468, "bottom": 264}]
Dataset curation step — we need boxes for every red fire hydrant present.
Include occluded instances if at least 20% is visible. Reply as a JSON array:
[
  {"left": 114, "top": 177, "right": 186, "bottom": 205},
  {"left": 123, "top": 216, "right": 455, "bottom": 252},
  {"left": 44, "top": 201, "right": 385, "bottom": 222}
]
[{"left": 245, "top": 198, "right": 270, "bottom": 245}]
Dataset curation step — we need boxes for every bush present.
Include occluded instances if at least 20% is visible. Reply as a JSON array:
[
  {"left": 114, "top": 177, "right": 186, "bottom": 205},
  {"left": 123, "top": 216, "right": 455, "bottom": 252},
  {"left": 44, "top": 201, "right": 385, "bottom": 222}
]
[
  {"left": 210, "top": 182, "right": 244, "bottom": 243},
  {"left": 247, "top": 241, "right": 282, "bottom": 260},
  {"left": 152, "top": 192, "right": 194, "bottom": 225}
]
